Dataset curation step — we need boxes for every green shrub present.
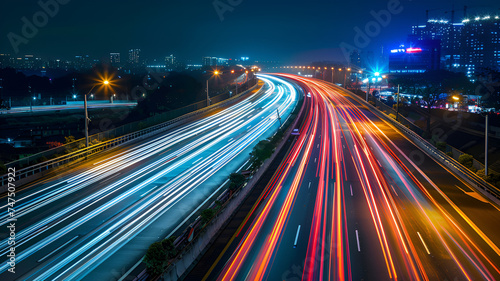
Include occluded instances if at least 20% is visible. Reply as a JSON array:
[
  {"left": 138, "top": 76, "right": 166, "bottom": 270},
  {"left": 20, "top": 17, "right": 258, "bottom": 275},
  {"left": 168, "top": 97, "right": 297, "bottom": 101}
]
[
  {"left": 229, "top": 173, "right": 246, "bottom": 191},
  {"left": 476, "top": 169, "right": 500, "bottom": 186},
  {"left": 144, "top": 242, "right": 167, "bottom": 275},
  {"left": 446, "top": 151, "right": 453, "bottom": 157},
  {"left": 436, "top": 142, "right": 447, "bottom": 152},
  {"left": 64, "top": 136, "right": 76, "bottom": 144},
  {"left": 459, "top": 154, "right": 476, "bottom": 171},
  {"left": 250, "top": 139, "right": 274, "bottom": 168},
  {"left": 143, "top": 236, "right": 177, "bottom": 275},
  {"left": 201, "top": 209, "right": 215, "bottom": 224}
]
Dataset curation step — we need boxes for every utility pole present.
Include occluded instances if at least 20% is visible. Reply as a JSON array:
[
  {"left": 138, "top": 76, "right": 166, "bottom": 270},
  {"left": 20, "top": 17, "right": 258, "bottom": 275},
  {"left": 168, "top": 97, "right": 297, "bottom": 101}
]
[
  {"left": 206, "top": 80, "right": 210, "bottom": 107},
  {"left": 85, "top": 93, "right": 89, "bottom": 148},
  {"left": 396, "top": 84, "right": 400, "bottom": 121}
]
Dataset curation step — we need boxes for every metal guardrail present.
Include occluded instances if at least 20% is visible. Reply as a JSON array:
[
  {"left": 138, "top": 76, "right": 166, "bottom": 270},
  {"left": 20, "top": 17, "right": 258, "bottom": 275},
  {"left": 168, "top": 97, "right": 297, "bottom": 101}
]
[
  {"left": 342, "top": 87, "right": 500, "bottom": 202},
  {"left": 0, "top": 81, "right": 262, "bottom": 189}
]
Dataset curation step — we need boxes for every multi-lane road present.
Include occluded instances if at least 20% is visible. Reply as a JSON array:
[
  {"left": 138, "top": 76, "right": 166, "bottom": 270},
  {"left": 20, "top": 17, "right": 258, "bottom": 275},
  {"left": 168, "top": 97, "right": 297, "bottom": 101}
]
[
  {"left": 0, "top": 75, "right": 298, "bottom": 280},
  {"left": 201, "top": 75, "right": 500, "bottom": 281}
]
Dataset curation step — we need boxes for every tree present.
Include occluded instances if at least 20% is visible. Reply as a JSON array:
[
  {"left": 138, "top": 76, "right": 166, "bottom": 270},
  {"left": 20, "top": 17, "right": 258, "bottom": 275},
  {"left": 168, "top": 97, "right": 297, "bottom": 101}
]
[
  {"left": 144, "top": 242, "right": 167, "bottom": 275},
  {"left": 229, "top": 173, "right": 246, "bottom": 191},
  {"left": 161, "top": 236, "right": 178, "bottom": 260},
  {"left": 201, "top": 208, "right": 215, "bottom": 224},
  {"left": 143, "top": 236, "right": 177, "bottom": 276},
  {"left": 458, "top": 154, "right": 475, "bottom": 171},
  {"left": 250, "top": 139, "right": 274, "bottom": 168},
  {"left": 475, "top": 68, "right": 500, "bottom": 110}
]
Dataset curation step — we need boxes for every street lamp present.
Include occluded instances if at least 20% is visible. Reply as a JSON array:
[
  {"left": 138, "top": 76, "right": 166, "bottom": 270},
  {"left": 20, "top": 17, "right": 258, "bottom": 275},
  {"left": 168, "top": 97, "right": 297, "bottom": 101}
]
[
  {"left": 207, "top": 70, "right": 220, "bottom": 107},
  {"left": 344, "top": 68, "right": 351, "bottom": 89},
  {"left": 84, "top": 80, "right": 110, "bottom": 148}
]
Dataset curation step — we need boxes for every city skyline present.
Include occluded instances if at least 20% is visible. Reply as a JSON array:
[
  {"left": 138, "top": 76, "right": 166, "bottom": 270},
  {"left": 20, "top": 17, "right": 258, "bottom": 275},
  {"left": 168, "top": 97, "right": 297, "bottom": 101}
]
[{"left": 1, "top": 0, "right": 499, "bottom": 64}]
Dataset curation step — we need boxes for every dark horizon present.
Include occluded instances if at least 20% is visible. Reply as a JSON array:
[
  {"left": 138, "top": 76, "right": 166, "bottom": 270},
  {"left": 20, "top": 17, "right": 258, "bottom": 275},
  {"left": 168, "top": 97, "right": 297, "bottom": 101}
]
[{"left": 1, "top": 0, "right": 499, "bottom": 64}]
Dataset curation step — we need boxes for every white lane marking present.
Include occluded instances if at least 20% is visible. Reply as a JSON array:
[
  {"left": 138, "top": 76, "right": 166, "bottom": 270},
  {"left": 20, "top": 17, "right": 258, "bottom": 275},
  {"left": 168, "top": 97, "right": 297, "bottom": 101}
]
[
  {"left": 417, "top": 232, "right": 431, "bottom": 255},
  {"left": 141, "top": 186, "right": 158, "bottom": 197},
  {"left": 350, "top": 184, "right": 353, "bottom": 196},
  {"left": 391, "top": 185, "right": 398, "bottom": 196},
  {"left": 377, "top": 160, "right": 382, "bottom": 167},
  {"left": 317, "top": 144, "right": 319, "bottom": 148},
  {"left": 294, "top": 225, "right": 301, "bottom": 247},
  {"left": 37, "top": 236, "right": 79, "bottom": 263},
  {"left": 355, "top": 230, "right": 361, "bottom": 252},
  {"left": 192, "top": 157, "right": 204, "bottom": 165},
  {"left": 314, "top": 158, "right": 317, "bottom": 163},
  {"left": 343, "top": 145, "right": 345, "bottom": 149},
  {"left": 308, "top": 181, "right": 312, "bottom": 189}
]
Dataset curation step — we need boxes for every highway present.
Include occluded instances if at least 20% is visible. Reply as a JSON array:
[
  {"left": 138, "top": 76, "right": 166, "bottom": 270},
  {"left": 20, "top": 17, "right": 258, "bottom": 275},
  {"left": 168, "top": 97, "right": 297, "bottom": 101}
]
[
  {"left": 0, "top": 75, "right": 298, "bottom": 280},
  {"left": 203, "top": 75, "right": 500, "bottom": 281}
]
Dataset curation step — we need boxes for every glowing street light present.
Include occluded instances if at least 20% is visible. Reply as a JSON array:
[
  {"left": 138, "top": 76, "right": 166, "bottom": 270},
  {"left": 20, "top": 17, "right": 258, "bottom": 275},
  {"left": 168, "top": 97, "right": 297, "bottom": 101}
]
[
  {"left": 84, "top": 79, "right": 112, "bottom": 148},
  {"left": 207, "top": 70, "right": 220, "bottom": 107},
  {"left": 452, "top": 96, "right": 460, "bottom": 101}
]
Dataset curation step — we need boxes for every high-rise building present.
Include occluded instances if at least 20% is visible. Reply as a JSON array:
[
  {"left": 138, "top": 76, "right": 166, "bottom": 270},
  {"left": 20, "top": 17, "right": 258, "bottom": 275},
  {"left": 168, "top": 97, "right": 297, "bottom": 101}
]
[
  {"left": 165, "top": 54, "right": 176, "bottom": 66},
  {"left": 110, "top": 53, "right": 121, "bottom": 64},
  {"left": 460, "top": 16, "right": 500, "bottom": 79},
  {"left": 349, "top": 49, "right": 361, "bottom": 67},
  {"left": 0, "top": 54, "right": 11, "bottom": 68},
  {"left": 389, "top": 39, "right": 441, "bottom": 74},
  {"left": 217, "top": 58, "right": 229, "bottom": 66},
  {"left": 411, "top": 19, "right": 463, "bottom": 70},
  {"left": 129, "top": 49, "right": 141, "bottom": 64},
  {"left": 203, "top": 57, "right": 218, "bottom": 67}
]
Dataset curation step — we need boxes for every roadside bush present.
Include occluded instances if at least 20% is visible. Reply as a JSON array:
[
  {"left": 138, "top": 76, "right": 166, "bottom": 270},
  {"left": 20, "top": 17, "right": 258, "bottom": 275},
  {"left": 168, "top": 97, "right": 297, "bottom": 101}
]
[
  {"left": 476, "top": 169, "right": 500, "bottom": 187},
  {"left": 250, "top": 139, "right": 274, "bottom": 168},
  {"left": 144, "top": 242, "right": 167, "bottom": 275},
  {"left": 436, "top": 142, "right": 447, "bottom": 152},
  {"left": 64, "top": 136, "right": 76, "bottom": 144},
  {"left": 201, "top": 209, "right": 215, "bottom": 224},
  {"left": 446, "top": 151, "right": 453, "bottom": 157},
  {"left": 144, "top": 236, "right": 177, "bottom": 276},
  {"left": 459, "top": 154, "right": 476, "bottom": 172},
  {"left": 229, "top": 173, "right": 246, "bottom": 191}
]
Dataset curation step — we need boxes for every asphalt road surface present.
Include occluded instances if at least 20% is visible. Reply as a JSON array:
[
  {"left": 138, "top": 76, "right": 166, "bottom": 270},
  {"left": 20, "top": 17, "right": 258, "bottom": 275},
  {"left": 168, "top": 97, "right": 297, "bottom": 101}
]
[
  {"left": 202, "top": 75, "right": 500, "bottom": 281},
  {"left": 0, "top": 75, "right": 298, "bottom": 281}
]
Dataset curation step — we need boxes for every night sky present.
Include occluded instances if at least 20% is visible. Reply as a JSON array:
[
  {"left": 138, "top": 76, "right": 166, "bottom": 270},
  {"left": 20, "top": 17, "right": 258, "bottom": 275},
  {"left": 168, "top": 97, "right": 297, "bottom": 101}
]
[{"left": 1, "top": 0, "right": 499, "bottom": 63}]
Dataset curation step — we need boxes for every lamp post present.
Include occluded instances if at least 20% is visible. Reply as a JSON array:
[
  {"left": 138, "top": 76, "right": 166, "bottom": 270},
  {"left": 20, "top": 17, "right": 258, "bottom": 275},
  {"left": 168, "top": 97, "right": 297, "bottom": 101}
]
[
  {"left": 84, "top": 80, "right": 109, "bottom": 148},
  {"left": 343, "top": 68, "right": 351, "bottom": 89},
  {"left": 207, "top": 70, "right": 220, "bottom": 107}
]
